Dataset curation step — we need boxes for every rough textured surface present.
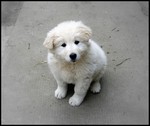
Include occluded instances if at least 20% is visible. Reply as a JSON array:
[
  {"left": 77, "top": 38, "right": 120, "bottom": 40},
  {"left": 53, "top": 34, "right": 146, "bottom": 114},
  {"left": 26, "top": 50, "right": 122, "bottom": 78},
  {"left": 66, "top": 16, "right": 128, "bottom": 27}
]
[{"left": 2, "top": 2, "right": 148, "bottom": 124}]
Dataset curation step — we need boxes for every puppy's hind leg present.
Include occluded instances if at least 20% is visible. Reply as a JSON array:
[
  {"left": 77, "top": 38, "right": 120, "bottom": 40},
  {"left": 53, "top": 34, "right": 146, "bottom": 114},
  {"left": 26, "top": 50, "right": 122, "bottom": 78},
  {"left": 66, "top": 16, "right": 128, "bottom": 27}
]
[
  {"left": 90, "top": 80, "right": 101, "bottom": 93},
  {"left": 91, "top": 67, "right": 106, "bottom": 93}
]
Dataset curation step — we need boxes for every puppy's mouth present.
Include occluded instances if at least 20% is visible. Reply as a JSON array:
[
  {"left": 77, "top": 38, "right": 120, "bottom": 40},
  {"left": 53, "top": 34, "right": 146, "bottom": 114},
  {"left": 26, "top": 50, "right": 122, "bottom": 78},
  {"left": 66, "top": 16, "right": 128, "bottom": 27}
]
[{"left": 71, "top": 59, "right": 77, "bottom": 62}]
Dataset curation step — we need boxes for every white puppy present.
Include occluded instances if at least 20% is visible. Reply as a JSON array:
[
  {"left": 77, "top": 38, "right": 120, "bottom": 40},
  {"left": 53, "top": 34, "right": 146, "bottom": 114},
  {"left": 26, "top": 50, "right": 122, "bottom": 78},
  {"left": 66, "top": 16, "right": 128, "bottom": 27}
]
[{"left": 43, "top": 21, "right": 107, "bottom": 106}]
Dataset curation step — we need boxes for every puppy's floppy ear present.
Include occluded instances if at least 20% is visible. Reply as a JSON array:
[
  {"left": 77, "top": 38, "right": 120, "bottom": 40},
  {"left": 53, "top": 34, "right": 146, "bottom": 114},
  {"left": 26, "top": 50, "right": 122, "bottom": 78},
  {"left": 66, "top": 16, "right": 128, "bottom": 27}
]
[
  {"left": 77, "top": 24, "right": 92, "bottom": 41},
  {"left": 43, "top": 31, "right": 55, "bottom": 49}
]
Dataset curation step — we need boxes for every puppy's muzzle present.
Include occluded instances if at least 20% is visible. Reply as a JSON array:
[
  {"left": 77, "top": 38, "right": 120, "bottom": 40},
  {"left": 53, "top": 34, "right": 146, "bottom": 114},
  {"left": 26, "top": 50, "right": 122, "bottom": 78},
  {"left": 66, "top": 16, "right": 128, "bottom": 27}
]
[{"left": 69, "top": 53, "right": 77, "bottom": 62}]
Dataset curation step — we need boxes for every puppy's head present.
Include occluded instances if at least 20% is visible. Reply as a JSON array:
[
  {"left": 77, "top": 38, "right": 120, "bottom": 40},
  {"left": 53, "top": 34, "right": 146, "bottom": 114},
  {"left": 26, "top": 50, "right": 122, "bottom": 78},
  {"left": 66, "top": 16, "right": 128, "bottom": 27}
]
[{"left": 43, "top": 21, "right": 92, "bottom": 63}]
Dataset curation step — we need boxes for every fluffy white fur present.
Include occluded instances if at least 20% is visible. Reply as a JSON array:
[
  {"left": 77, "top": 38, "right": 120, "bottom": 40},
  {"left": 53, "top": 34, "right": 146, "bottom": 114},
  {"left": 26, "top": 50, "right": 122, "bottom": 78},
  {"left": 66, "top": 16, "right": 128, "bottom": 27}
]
[{"left": 43, "top": 21, "right": 107, "bottom": 106}]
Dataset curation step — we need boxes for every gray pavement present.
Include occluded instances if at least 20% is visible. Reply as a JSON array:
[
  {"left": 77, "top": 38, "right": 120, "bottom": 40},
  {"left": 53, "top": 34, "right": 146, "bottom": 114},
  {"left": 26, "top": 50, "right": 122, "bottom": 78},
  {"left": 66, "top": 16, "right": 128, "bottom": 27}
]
[{"left": 2, "top": 2, "right": 149, "bottom": 124}]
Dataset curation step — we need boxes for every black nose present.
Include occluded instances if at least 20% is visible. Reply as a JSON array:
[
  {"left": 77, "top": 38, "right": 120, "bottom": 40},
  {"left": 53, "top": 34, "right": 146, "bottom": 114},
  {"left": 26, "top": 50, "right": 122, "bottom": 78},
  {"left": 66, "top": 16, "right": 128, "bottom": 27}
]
[{"left": 69, "top": 53, "right": 77, "bottom": 61}]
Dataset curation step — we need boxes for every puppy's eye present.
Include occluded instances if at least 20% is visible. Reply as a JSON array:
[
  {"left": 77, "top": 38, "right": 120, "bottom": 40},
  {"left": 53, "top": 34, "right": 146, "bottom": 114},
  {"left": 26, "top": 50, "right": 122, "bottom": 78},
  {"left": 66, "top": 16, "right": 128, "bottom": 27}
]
[
  {"left": 74, "top": 40, "right": 80, "bottom": 45},
  {"left": 61, "top": 43, "right": 66, "bottom": 47}
]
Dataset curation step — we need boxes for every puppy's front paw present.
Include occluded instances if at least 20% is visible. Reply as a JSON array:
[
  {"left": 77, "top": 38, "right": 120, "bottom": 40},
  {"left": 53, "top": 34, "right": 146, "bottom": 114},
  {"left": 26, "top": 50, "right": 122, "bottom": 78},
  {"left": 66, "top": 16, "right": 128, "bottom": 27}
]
[
  {"left": 55, "top": 87, "right": 67, "bottom": 99},
  {"left": 69, "top": 94, "right": 84, "bottom": 106}
]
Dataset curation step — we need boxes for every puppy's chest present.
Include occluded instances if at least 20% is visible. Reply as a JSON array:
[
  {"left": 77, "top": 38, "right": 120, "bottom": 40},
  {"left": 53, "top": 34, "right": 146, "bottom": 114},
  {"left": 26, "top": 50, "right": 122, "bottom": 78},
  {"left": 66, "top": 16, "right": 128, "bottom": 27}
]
[
  {"left": 60, "top": 65, "right": 79, "bottom": 83},
  {"left": 58, "top": 63, "right": 96, "bottom": 83}
]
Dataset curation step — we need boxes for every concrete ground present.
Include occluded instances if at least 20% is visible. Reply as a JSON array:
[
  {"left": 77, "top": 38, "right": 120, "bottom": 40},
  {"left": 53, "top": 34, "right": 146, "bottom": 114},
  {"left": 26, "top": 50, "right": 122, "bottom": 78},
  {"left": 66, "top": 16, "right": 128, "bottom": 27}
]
[{"left": 2, "top": 2, "right": 149, "bottom": 124}]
